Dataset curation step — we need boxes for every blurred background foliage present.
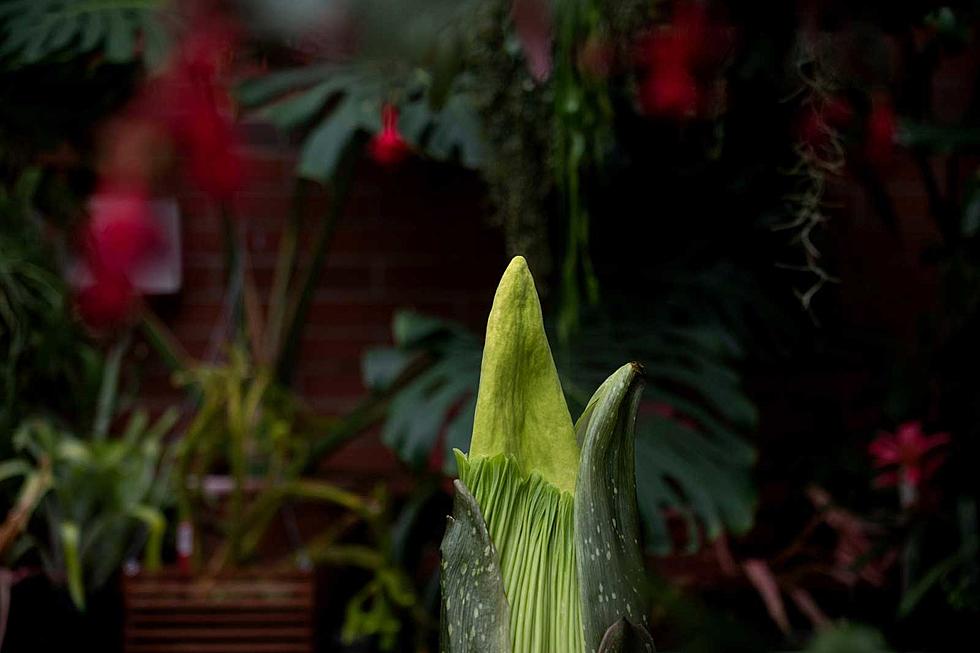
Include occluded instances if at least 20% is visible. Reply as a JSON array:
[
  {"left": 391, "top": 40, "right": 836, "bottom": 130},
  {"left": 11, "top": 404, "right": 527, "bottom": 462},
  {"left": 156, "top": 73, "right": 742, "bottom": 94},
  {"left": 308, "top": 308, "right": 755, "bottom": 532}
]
[{"left": 1, "top": 0, "right": 980, "bottom": 651}]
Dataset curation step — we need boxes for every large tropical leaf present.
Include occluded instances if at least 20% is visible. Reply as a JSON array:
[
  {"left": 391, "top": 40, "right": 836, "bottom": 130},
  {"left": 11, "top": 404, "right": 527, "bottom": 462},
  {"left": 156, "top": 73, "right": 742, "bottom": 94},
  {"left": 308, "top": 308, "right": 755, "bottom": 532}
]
[
  {"left": 561, "top": 322, "right": 757, "bottom": 554},
  {"left": 237, "top": 61, "right": 487, "bottom": 182},
  {"left": 0, "top": 0, "right": 171, "bottom": 68},
  {"left": 364, "top": 310, "right": 757, "bottom": 554},
  {"left": 362, "top": 312, "right": 480, "bottom": 475}
]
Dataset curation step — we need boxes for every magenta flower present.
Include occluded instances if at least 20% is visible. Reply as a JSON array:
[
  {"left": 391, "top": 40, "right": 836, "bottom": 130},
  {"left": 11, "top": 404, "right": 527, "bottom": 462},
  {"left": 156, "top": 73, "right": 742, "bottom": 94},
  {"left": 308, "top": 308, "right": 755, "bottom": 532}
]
[
  {"left": 868, "top": 421, "right": 949, "bottom": 489},
  {"left": 369, "top": 104, "right": 410, "bottom": 166}
]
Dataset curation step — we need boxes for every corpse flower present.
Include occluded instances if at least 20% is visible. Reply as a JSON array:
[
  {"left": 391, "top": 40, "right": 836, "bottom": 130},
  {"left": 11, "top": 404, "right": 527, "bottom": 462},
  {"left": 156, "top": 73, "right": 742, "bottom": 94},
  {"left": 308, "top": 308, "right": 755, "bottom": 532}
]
[{"left": 440, "top": 257, "right": 654, "bottom": 652}]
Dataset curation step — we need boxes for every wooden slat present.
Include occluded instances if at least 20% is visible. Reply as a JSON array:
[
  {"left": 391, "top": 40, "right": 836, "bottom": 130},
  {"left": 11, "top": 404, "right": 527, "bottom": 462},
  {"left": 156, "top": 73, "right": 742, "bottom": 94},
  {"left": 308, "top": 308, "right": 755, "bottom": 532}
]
[
  {"left": 125, "top": 627, "right": 311, "bottom": 639},
  {"left": 126, "top": 645, "right": 310, "bottom": 652},
  {"left": 127, "top": 612, "right": 311, "bottom": 625},
  {"left": 123, "top": 573, "right": 314, "bottom": 653},
  {"left": 127, "top": 584, "right": 312, "bottom": 596},
  {"left": 126, "top": 598, "right": 311, "bottom": 610}
]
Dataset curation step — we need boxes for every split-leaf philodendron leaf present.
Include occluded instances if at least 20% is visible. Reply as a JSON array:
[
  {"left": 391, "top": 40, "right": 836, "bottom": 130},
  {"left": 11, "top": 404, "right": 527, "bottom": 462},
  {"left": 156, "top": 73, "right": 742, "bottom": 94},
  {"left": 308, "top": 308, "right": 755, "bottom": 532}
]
[{"left": 441, "top": 257, "right": 654, "bottom": 652}]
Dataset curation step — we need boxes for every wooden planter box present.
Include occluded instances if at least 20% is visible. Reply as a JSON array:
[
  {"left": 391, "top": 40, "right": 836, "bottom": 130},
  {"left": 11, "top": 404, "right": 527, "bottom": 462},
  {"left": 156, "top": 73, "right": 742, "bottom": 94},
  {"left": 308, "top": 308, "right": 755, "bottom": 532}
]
[{"left": 122, "top": 570, "right": 314, "bottom": 653}]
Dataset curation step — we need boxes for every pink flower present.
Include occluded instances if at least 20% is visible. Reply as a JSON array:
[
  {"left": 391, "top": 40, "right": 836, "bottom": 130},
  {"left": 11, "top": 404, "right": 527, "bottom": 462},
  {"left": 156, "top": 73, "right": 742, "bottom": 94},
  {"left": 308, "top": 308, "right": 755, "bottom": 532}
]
[
  {"left": 868, "top": 421, "right": 949, "bottom": 489},
  {"left": 369, "top": 104, "right": 410, "bottom": 166}
]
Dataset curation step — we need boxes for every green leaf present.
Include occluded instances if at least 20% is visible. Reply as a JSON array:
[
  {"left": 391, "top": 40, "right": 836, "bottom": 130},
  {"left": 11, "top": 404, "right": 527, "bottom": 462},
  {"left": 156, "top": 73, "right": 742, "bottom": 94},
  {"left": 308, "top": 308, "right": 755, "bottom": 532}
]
[
  {"left": 0, "top": 459, "right": 32, "bottom": 484},
  {"left": 140, "top": 10, "right": 170, "bottom": 70},
  {"left": 236, "top": 64, "right": 340, "bottom": 107},
  {"left": 79, "top": 11, "right": 106, "bottom": 52},
  {"left": 362, "top": 348, "right": 415, "bottom": 391},
  {"left": 261, "top": 80, "right": 341, "bottom": 130},
  {"left": 128, "top": 504, "right": 165, "bottom": 572},
  {"left": 60, "top": 521, "right": 84, "bottom": 611},
  {"left": 574, "top": 363, "right": 652, "bottom": 651},
  {"left": 470, "top": 257, "right": 579, "bottom": 493},
  {"left": 93, "top": 337, "right": 127, "bottom": 440},
  {"left": 439, "top": 479, "right": 511, "bottom": 653},
  {"left": 598, "top": 618, "right": 657, "bottom": 653},
  {"left": 103, "top": 10, "right": 135, "bottom": 63},
  {"left": 0, "top": 0, "right": 160, "bottom": 66},
  {"left": 297, "top": 97, "right": 363, "bottom": 181},
  {"left": 804, "top": 623, "right": 891, "bottom": 653},
  {"left": 425, "top": 93, "right": 487, "bottom": 168},
  {"left": 393, "top": 310, "right": 458, "bottom": 346},
  {"left": 382, "top": 359, "right": 476, "bottom": 468}
]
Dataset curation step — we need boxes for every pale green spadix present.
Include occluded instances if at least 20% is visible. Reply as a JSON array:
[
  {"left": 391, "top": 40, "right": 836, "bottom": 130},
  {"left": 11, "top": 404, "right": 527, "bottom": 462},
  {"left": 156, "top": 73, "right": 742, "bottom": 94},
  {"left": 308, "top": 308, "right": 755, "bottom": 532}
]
[
  {"left": 469, "top": 256, "right": 580, "bottom": 493},
  {"left": 441, "top": 257, "right": 655, "bottom": 653}
]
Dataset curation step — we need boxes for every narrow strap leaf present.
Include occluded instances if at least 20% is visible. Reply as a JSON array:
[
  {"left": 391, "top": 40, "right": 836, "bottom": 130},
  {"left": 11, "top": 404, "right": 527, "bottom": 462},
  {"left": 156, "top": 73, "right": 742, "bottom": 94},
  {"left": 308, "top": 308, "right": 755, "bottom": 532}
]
[
  {"left": 93, "top": 336, "right": 128, "bottom": 440},
  {"left": 440, "top": 479, "right": 511, "bottom": 653},
  {"left": 0, "top": 460, "right": 31, "bottom": 484},
  {"left": 574, "top": 363, "right": 652, "bottom": 651},
  {"left": 59, "top": 521, "right": 84, "bottom": 611},
  {"left": 598, "top": 618, "right": 657, "bottom": 653},
  {"left": 128, "top": 504, "right": 166, "bottom": 573}
]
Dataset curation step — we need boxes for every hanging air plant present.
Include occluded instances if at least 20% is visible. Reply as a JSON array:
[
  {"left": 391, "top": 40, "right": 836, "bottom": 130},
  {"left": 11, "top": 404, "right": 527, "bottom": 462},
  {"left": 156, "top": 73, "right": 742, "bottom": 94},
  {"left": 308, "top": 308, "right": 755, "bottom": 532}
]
[{"left": 439, "top": 257, "right": 654, "bottom": 652}]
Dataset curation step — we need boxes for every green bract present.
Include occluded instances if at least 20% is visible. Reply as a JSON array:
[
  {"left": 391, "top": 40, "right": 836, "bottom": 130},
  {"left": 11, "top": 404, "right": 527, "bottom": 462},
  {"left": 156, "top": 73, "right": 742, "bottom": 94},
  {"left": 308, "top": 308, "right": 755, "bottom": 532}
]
[{"left": 441, "top": 257, "right": 654, "bottom": 653}]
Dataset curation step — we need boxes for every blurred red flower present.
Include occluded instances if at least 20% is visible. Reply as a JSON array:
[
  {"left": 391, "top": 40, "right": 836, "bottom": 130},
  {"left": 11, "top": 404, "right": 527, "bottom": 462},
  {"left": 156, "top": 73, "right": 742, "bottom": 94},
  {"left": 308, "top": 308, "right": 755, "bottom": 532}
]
[
  {"left": 76, "top": 267, "right": 137, "bottom": 330},
  {"left": 866, "top": 94, "right": 897, "bottom": 163},
  {"left": 166, "top": 22, "right": 245, "bottom": 201},
  {"left": 640, "top": 66, "right": 699, "bottom": 117},
  {"left": 369, "top": 104, "right": 410, "bottom": 165},
  {"left": 86, "top": 187, "right": 162, "bottom": 274},
  {"left": 77, "top": 187, "right": 161, "bottom": 330},
  {"left": 636, "top": 1, "right": 706, "bottom": 118},
  {"left": 868, "top": 421, "right": 949, "bottom": 489}
]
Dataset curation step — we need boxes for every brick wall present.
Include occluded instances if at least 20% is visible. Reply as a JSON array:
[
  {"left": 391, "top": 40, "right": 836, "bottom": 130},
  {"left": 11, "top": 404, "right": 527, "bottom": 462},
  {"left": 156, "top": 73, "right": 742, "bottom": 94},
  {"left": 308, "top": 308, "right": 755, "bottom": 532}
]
[{"left": 141, "top": 125, "right": 507, "bottom": 477}]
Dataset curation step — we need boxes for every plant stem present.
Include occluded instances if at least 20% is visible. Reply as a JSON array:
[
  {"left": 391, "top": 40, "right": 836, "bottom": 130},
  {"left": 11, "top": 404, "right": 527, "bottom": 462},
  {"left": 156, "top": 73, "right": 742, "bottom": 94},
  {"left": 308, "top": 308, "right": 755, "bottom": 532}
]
[
  {"left": 264, "top": 180, "right": 308, "bottom": 365},
  {"left": 275, "top": 145, "right": 360, "bottom": 385}
]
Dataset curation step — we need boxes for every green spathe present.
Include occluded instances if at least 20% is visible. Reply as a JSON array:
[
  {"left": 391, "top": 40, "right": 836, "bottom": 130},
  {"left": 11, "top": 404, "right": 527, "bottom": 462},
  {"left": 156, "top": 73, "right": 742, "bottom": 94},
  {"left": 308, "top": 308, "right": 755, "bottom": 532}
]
[{"left": 469, "top": 256, "right": 580, "bottom": 494}]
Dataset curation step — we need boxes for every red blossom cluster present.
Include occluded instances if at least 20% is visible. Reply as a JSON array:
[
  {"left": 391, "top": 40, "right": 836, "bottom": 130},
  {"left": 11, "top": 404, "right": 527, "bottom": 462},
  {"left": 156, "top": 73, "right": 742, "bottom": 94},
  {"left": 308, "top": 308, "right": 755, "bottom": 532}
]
[
  {"left": 77, "top": 19, "right": 245, "bottom": 330},
  {"left": 868, "top": 420, "right": 949, "bottom": 491}
]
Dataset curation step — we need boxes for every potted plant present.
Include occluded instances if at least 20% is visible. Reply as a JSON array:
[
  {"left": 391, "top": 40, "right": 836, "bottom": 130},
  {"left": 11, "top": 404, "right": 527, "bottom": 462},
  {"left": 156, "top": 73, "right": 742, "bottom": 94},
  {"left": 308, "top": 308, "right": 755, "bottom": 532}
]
[{"left": 0, "top": 340, "right": 175, "bottom": 651}]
